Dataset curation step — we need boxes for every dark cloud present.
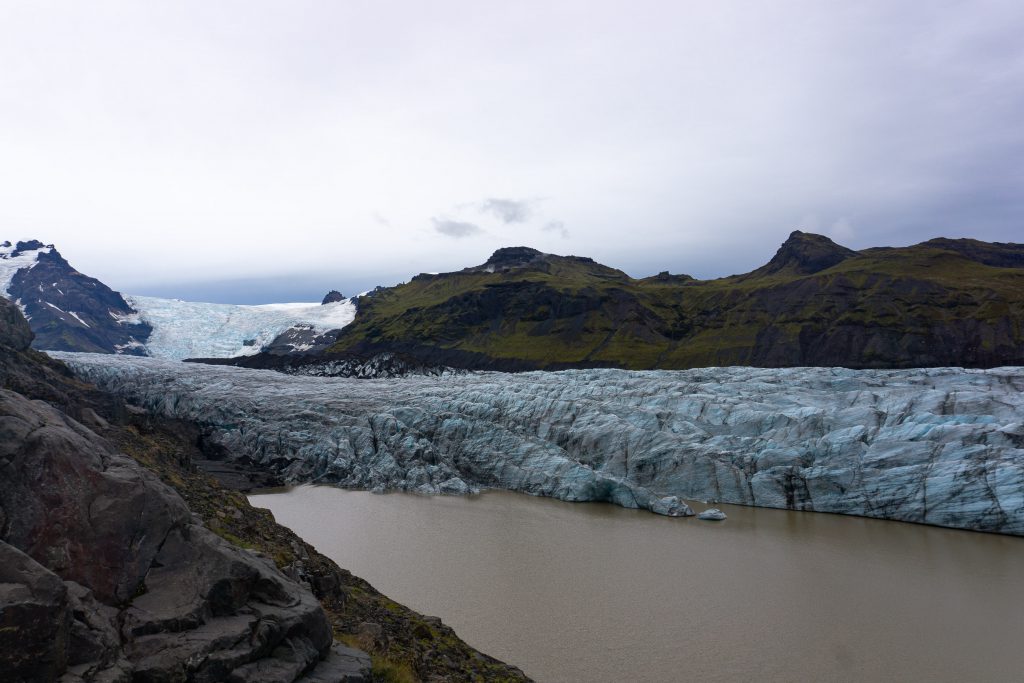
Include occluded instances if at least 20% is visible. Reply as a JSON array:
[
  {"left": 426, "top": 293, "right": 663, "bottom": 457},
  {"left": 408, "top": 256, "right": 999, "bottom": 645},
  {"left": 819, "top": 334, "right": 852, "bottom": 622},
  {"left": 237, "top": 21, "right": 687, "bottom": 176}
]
[
  {"left": 433, "top": 218, "right": 482, "bottom": 238},
  {"left": 542, "top": 220, "right": 569, "bottom": 239},
  {"left": 478, "top": 198, "right": 533, "bottom": 224}
]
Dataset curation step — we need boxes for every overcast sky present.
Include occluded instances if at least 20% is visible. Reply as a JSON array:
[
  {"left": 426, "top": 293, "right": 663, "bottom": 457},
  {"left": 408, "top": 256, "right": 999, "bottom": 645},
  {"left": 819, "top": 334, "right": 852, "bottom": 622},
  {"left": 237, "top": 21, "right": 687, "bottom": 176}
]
[{"left": 2, "top": 1, "right": 1022, "bottom": 303}]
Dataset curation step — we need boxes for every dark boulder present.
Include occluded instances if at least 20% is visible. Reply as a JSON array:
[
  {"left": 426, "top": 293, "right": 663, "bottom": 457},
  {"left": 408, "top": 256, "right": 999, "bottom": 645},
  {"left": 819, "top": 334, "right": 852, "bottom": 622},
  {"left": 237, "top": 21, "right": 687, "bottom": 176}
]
[
  {"left": 0, "top": 389, "right": 190, "bottom": 604},
  {"left": 0, "top": 541, "right": 71, "bottom": 682}
]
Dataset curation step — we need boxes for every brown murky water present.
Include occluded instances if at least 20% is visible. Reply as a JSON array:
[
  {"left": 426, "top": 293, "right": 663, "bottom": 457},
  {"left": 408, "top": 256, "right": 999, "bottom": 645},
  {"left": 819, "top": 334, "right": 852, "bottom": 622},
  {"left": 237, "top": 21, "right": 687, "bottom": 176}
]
[{"left": 250, "top": 487, "right": 1024, "bottom": 682}]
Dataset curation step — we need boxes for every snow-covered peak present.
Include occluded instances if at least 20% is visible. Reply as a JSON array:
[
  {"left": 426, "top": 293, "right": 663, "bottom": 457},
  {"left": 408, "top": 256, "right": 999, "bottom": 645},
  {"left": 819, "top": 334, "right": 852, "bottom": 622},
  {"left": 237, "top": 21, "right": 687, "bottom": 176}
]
[
  {"left": 0, "top": 240, "right": 53, "bottom": 297},
  {"left": 3, "top": 240, "right": 357, "bottom": 359}
]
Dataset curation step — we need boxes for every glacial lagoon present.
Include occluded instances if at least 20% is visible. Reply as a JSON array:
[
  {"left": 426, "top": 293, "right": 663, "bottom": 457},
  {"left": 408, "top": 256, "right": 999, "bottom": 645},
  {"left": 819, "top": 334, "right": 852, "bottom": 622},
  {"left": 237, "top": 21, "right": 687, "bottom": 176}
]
[{"left": 251, "top": 486, "right": 1024, "bottom": 683}]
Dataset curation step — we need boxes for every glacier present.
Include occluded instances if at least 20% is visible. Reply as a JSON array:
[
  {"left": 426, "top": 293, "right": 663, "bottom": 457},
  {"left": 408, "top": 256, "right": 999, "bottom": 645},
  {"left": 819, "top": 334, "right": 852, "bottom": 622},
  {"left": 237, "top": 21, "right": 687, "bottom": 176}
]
[
  {"left": 52, "top": 353, "right": 1024, "bottom": 535},
  {"left": 2, "top": 242, "right": 357, "bottom": 358},
  {"left": 125, "top": 295, "right": 356, "bottom": 359}
]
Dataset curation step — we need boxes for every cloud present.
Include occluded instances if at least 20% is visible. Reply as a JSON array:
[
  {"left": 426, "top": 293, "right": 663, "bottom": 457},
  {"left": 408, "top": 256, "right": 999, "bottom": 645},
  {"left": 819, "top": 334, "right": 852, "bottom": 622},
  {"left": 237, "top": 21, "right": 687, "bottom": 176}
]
[
  {"left": 478, "top": 198, "right": 534, "bottom": 224},
  {"left": 2, "top": 2, "right": 1021, "bottom": 294},
  {"left": 542, "top": 220, "right": 569, "bottom": 239},
  {"left": 795, "top": 214, "right": 854, "bottom": 244},
  {"left": 433, "top": 218, "right": 482, "bottom": 238},
  {"left": 828, "top": 218, "right": 855, "bottom": 243}
]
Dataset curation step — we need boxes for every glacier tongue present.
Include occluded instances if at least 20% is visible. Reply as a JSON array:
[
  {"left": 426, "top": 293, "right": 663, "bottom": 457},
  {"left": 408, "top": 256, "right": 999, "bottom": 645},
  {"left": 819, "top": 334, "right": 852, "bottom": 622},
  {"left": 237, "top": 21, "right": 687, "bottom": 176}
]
[
  {"left": 125, "top": 295, "right": 356, "bottom": 359},
  {"left": 51, "top": 353, "right": 1024, "bottom": 534}
]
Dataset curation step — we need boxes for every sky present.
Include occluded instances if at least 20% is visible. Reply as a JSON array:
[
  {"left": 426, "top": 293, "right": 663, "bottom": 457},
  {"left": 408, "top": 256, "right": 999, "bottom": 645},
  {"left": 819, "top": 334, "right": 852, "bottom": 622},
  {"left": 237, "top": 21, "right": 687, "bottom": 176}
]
[{"left": 1, "top": 1, "right": 1022, "bottom": 303}]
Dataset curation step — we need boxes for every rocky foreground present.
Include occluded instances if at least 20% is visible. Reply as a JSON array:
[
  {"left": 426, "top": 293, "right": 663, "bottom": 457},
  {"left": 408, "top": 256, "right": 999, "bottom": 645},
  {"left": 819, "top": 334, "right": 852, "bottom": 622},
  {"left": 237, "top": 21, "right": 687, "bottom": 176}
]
[
  {"left": 57, "top": 353, "right": 1024, "bottom": 535},
  {"left": 1, "top": 298, "right": 528, "bottom": 681}
]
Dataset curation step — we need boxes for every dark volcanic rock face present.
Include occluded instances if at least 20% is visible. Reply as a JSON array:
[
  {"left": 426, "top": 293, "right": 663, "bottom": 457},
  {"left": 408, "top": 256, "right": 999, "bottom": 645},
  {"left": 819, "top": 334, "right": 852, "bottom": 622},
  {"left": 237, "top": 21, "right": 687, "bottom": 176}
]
[
  {"left": 322, "top": 290, "right": 346, "bottom": 305},
  {"left": 477, "top": 246, "right": 544, "bottom": 270},
  {"left": 262, "top": 324, "right": 346, "bottom": 356},
  {"left": 1, "top": 241, "right": 151, "bottom": 354},
  {"left": 0, "top": 297, "right": 370, "bottom": 682},
  {"left": 744, "top": 230, "right": 857, "bottom": 277},
  {"left": 0, "top": 542, "right": 71, "bottom": 681},
  {"left": 918, "top": 237, "right": 1024, "bottom": 268},
  {"left": 0, "top": 391, "right": 191, "bottom": 604},
  {"left": 0, "top": 294, "right": 33, "bottom": 351}
]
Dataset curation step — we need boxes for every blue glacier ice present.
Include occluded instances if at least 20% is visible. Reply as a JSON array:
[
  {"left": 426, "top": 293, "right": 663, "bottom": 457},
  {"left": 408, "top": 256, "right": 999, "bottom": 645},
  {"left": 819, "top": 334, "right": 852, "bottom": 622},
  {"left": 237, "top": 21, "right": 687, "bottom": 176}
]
[
  {"left": 125, "top": 295, "right": 356, "bottom": 359},
  {"left": 52, "top": 353, "right": 1024, "bottom": 534}
]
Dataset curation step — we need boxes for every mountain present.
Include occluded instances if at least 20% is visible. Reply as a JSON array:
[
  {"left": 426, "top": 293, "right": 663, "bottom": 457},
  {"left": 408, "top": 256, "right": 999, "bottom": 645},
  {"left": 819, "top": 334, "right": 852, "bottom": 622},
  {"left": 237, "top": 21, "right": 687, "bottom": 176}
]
[
  {"left": 1, "top": 240, "right": 357, "bottom": 359},
  {"left": 0, "top": 295, "right": 528, "bottom": 681},
  {"left": 10, "top": 233, "right": 1024, "bottom": 370},
  {"left": 1, "top": 240, "right": 152, "bottom": 354},
  {"left": 309, "top": 231, "right": 1024, "bottom": 371}
]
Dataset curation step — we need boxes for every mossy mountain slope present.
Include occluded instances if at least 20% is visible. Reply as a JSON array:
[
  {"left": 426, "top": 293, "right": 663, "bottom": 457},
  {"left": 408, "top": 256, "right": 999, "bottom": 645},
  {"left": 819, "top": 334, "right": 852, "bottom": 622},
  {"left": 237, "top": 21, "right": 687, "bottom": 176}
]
[{"left": 325, "top": 232, "right": 1024, "bottom": 370}]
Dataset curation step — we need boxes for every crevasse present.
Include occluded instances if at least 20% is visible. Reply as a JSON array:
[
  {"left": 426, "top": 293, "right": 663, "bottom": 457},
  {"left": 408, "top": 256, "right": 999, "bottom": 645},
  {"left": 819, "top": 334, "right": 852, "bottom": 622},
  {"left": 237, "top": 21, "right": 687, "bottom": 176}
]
[{"left": 52, "top": 353, "right": 1024, "bottom": 534}]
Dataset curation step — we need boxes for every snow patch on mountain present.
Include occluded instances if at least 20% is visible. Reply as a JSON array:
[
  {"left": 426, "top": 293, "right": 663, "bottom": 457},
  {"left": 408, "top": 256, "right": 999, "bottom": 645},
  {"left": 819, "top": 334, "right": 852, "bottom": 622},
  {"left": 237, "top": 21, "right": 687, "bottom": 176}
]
[
  {"left": 0, "top": 241, "right": 51, "bottom": 296},
  {"left": 125, "top": 295, "right": 357, "bottom": 360}
]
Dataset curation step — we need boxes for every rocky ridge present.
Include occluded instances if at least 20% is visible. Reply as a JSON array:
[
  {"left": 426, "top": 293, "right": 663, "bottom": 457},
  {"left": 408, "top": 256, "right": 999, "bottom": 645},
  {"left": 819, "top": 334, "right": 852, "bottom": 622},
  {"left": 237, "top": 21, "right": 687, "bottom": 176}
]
[
  {"left": 56, "top": 352, "right": 1024, "bottom": 535},
  {"left": 316, "top": 232, "right": 1024, "bottom": 371}
]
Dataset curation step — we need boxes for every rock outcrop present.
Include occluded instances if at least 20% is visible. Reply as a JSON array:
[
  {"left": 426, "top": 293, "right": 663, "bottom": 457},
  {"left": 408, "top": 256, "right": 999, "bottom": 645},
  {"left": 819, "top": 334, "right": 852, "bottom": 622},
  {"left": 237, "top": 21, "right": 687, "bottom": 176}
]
[
  {"left": 741, "top": 230, "right": 857, "bottom": 278},
  {"left": 0, "top": 542, "right": 72, "bottom": 681},
  {"left": 0, "top": 297, "right": 371, "bottom": 682},
  {"left": 322, "top": 291, "right": 346, "bottom": 305},
  {"left": 56, "top": 353, "right": 1024, "bottom": 535}
]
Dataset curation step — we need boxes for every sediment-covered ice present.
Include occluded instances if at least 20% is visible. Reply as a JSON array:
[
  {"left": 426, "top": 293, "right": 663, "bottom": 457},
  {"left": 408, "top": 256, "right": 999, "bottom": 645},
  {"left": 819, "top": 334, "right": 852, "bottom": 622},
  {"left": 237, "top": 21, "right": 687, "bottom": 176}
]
[{"left": 52, "top": 353, "right": 1024, "bottom": 534}]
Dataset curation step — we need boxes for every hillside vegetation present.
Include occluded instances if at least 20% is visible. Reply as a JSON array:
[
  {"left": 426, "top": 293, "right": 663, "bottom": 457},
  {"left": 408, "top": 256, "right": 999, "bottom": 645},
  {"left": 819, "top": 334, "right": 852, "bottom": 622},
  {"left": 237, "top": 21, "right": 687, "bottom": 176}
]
[{"left": 325, "top": 232, "right": 1024, "bottom": 370}]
